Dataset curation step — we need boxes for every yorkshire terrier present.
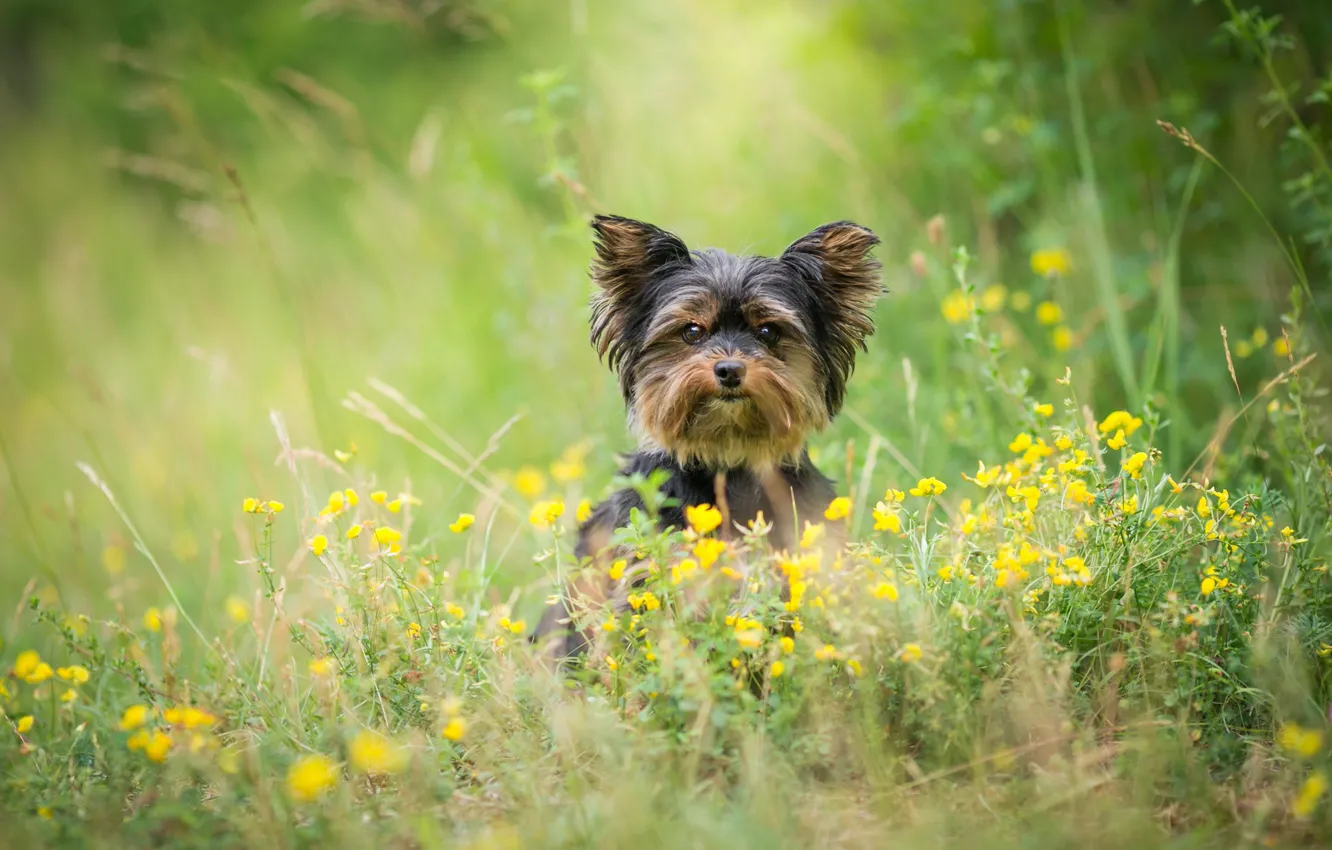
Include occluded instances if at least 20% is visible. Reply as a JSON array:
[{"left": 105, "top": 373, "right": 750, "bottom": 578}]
[{"left": 532, "top": 215, "right": 882, "bottom": 661}]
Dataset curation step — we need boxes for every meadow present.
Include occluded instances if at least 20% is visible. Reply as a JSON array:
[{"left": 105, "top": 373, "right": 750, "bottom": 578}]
[{"left": 3, "top": 0, "right": 1332, "bottom": 846}]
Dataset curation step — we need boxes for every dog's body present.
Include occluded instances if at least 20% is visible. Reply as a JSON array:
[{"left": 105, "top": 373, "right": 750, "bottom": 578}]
[{"left": 533, "top": 215, "right": 882, "bottom": 661}]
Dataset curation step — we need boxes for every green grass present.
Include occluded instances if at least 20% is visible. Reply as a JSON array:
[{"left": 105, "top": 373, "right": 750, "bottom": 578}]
[{"left": 2, "top": 0, "right": 1332, "bottom": 846}]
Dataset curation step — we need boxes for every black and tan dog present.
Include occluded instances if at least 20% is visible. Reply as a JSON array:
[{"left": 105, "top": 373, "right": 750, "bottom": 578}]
[{"left": 533, "top": 215, "right": 883, "bottom": 660}]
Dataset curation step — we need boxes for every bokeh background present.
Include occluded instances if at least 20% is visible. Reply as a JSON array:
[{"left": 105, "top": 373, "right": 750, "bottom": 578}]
[{"left": 1, "top": 0, "right": 1329, "bottom": 626}]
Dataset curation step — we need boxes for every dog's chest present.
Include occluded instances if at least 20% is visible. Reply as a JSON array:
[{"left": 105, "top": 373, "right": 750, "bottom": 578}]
[{"left": 663, "top": 462, "right": 836, "bottom": 550}]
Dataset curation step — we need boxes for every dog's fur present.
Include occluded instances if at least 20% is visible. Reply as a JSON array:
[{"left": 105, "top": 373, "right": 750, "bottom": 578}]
[{"left": 532, "top": 215, "right": 882, "bottom": 660}]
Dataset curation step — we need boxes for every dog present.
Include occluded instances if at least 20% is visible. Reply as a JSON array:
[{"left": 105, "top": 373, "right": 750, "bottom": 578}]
[{"left": 532, "top": 215, "right": 883, "bottom": 661}]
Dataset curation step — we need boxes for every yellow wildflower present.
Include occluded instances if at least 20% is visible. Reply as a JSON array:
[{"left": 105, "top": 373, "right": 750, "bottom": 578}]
[
  {"left": 1122, "top": 452, "right": 1147, "bottom": 479},
  {"left": 1274, "top": 337, "right": 1291, "bottom": 357},
  {"left": 346, "top": 525, "right": 363, "bottom": 540},
  {"left": 780, "top": 636, "right": 795, "bottom": 654},
  {"left": 576, "top": 499, "right": 593, "bottom": 523},
  {"left": 872, "top": 582, "right": 899, "bottom": 602},
  {"left": 373, "top": 526, "right": 402, "bottom": 545},
  {"left": 442, "top": 717, "right": 467, "bottom": 742},
  {"left": 513, "top": 466, "right": 545, "bottom": 498},
  {"left": 1031, "top": 248, "right": 1072, "bottom": 276},
  {"left": 693, "top": 538, "right": 727, "bottom": 568},
  {"left": 941, "top": 290, "right": 976, "bottom": 324},
  {"left": 142, "top": 608, "right": 163, "bottom": 633},
  {"left": 119, "top": 705, "right": 150, "bottom": 731},
  {"left": 225, "top": 596, "right": 251, "bottom": 624},
  {"left": 824, "top": 496, "right": 852, "bottom": 521},
  {"left": 1098, "top": 410, "right": 1143, "bottom": 436},
  {"left": 242, "top": 497, "right": 259, "bottom": 514},
  {"left": 685, "top": 503, "right": 724, "bottom": 535},
  {"left": 770, "top": 661, "right": 786, "bottom": 679},
  {"left": 266, "top": 500, "right": 285, "bottom": 514},
  {"left": 1106, "top": 430, "right": 1127, "bottom": 450},
  {"left": 1008, "top": 432, "right": 1033, "bottom": 453},
  {"left": 310, "top": 534, "right": 329, "bottom": 556},
  {"left": 908, "top": 477, "right": 947, "bottom": 497},
  {"left": 287, "top": 754, "right": 338, "bottom": 802},
  {"left": 1293, "top": 770, "right": 1328, "bottom": 818},
  {"left": 1278, "top": 723, "right": 1325, "bottom": 758},
  {"left": 608, "top": 559, "right": 628, "bottom": 581},
  {"left": 1034, "top": 402, "right": 1054, "bottom": 417},
  {"left": 883, "top": 488, "right": 905, "bottom": 503},
  {"left": 1052, "top": 326, "right": 1073, "bottom": 352},
  {"left": 309, "top": 657, "right": 336, "bottom": 677},
  {"left": 529, "top": 500, "right": 565, "bottom": 528},
  {"left": 144, "top": 731, "right": 172, "bottom": 763},
  {"left": 1035, "top": 301, "right": 1063, "bottom": 325},
  {"left": 800, "top": 522, "right": 826, "bottom": 549},
  {"left": 814, "top": 644, "right": 841, "bottom": 661},
  {"left": 1011, "top": 290, "right": 1032, "bottom": 311},
  {"left": 981, "top": 284, "right": 1008, "bottom": 311},
  {"left": 1201, "top": 577, "right": 1217, "bottom": 596},
  {"left": 1054, "top": 434, "right": 1073, "bottom": 450},
  {"left": 899, "top": 643, "right": 924, "bottom": 663},
  {"left": 1121, "top": 494, "right": 1139, "bottom": 515},
  {"left": 16, "top": 715, "right": 34, "bottom": 733},
  {"left": 872, "top": 505, "right": 901, "bottom": 534},
  {"left": 963, "top": 462, "right": 1002, "bottom": 488},
  {"left": 349, "top": 730, "right": 408, "bottom": 775},
  {"left": 370, "top": 490, "right": 387, "bottom": 504},
  {"left": 56, "top": 665, "right": 90, "bottom": 684}
]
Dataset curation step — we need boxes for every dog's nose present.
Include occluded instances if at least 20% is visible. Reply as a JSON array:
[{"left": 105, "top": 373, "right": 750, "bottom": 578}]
[{"left": 714, "top": 359, "right": 746, "bottom": 389}]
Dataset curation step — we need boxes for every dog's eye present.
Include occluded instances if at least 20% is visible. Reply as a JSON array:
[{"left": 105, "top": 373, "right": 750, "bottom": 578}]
[
  {"left": 682, "top": 323, "right": 708, "bottom": 345},
  {"left": 756, "top": 324, "right": 780, "bottom": 345}
]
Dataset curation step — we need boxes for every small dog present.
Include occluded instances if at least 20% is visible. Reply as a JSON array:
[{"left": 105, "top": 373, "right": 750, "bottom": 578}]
[{"left": 533, "top": 215, "right": 882, "bottom": 660}]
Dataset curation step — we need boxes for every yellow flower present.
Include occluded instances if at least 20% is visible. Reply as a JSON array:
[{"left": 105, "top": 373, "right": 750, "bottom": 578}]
[
  {"left": 1122, "top": 452, "right": 1148, "bottom": 479},
  {"left": 1035, "top": 301, "right": 1063, "bottom": 326},
  {"left": 36, "top": 807, "right": 52, "bottom": 819},
  {"left": 908, "top": 477, "right": 947, "bottom": 497},
  {"left": 445, "top": 513, "right": 475, "bottom": 534},
  {"left": 1279, "top": 723, "right": 1325, "bottom": 758},
  {"left": 799, "top": 522, "right": 826, "bottom": 549},
  {"left": 144, "top": 731, "right": 172, "bottom": 763},
  {"left": 387, "top": 498, "right": 403, "bottom": 513},
  {"left": 607, "top": 559, "right": 628, "bottom": 581},
  {"left": 1011, "top": 291, "right": 1032, "bottom": 311},
  {"left": 309, "top": 657, "right": 336, "bottom": 677},
  {"left": 343, "top": 489, "right": 358, "bottom": 508},
  {"left": 981, "top": 284, "right": 1008, "bottom": 312},
  {"left": 16, "top": 715, "right": 34, "bottom": 733},
  {"left": 1121, "top": 495, "right": 1138, "bottom": 515},
  {"left": 601, "top": 617, "right": 618, "bottom": 633},
  {"left": 1252, "top": 327, "right": 1269, "bottom": 348},
  {"left": 1034, "top": 402, "right": 1054, "bottom": 417},
  {"left": 1294, "top": 770, "right": 1328, "bottom": 818},
  {"left": 442, "top": 716, "right": 467, "bottom": 742},
  {"left": 1054, "top": 434, "right": 1073, "bottom": 450},
  {"left": 126, "top": 729, "right": 150, "bottom": 751},
  {"left": 1051, "top": 326, "right": 1073, "bottom": 351},
  {"left": 1274, "top": 337, "right": 1291, "bottom": 357},
  {"left": 1098, "top": 410, "right": 1143, "bottom": 436},
  {"left": 899, "top": 643, "right": 923, "bottom": 663},
  {"left": 1008, "top": 432, "right": 1033, "bottom": 453},
  {"left": 1201, "top": 577, "right": 1217, "bottom": 596},
  {"left": 780, "top": 636, "right": 795, "bottom": 654},
  {"left": 119, "top": 704, "right": 150, "bottom": 731},
  {"left": 872, "top": 582, "right": 899, "bottom": 601},
  {"left": 1031, "top": 248, "right": 1072, "bottom": 277},
  {"left": 1106, "top": 430, "right": 1127, "bottom": 450},
  {"left": 326, "top": 490, "right": 346, "bottom": 514},
  {"left": 576, "top": 499, "right": 593, "bottom": 523},
  {"left": 941, "top": 290, "right": 976, "bottom": 324},
  {"left": 266, "top": 500, "right": 285, "bottom": 514},
  {"left": 13, "top": 650, "right": 40, "bottom": 680},
  {"left": 333, "top": 443, "right": 357, "bottom": 463},
  {"left": 528, "top": 500, "right": 565, "bottom": 528},
  {"left": 693, "top": 538, "right": 727, "bottom": 568},
  {"left": 373, "top": 526, "right": 402, "bottom": 545},
  {"left": 370, "top": 490, "right": 387, "bottom": 504},
  {"left": 814, "top": 644, "right": 841, "bottom": 661},
  {"left": 142, "top": 608, "right": 163, "bottom": 633},
  {"left": 343, "top": 524, "right": 364, "bottom": 541},
  {"left": 242, "top": 497, "right": 259, "bottom": 514},
  {"left": 685, "top": 503, "right": 724, "bottom": 535},
  {"left": 824, "top": 497, "right": 852, "bottom": 521},
  {"left": 445, "top": 603, "right": 465, "bottom": 620},
  {"left": 770, "top": 661, "right": 786, "bottom": 679},
  {"left": 287, "top": 754, "right": 339, "bottom": 802},
  {"left": 883, "top": 488, "right": 905, "bottom": 503},
  {"left": 872, "top": 505, "right": 901, "bottom": 534},
  {"left": 513, "top": 466, "right": 545, "bottom": 498},
  {"left": 406, "top": 622, "right": 422, "bottom": 639},
  {"left": 349, "top": 730, "right": 408, "bottom": 775},
  {"left": 56, "top": 665, "right": 90, "bottom": 684}
]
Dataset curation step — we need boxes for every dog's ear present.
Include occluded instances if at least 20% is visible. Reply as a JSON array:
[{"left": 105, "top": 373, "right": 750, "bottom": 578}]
[
  {"left": 589, "top": 215, "right": 691, "bottom": 371},
  {"left": 781, "top": 221, "right": 883, "bottom": 414}
]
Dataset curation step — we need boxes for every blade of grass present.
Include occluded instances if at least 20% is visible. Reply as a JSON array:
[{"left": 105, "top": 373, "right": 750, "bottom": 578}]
[{"left": 1057, "top": 0, "right": 1140, "bottom": 405}]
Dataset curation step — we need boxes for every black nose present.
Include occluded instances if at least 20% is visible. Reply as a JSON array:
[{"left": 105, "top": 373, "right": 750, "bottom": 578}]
[{"left": 714, "top": 359, "right": 746, "bottom": 389}]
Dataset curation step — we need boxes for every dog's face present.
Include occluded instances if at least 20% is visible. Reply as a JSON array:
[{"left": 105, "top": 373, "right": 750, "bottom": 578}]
[{"left": 588, "top": 215, "right": 882, "bottom": 469}]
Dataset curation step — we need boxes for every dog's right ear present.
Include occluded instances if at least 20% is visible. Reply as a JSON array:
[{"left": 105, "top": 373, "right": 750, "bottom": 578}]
[{"left": 588, "top": 215, "right": 691, "bottom": 372}]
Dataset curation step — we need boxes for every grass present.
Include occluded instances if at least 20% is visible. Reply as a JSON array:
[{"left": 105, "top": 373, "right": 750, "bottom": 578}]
[{"left": 3, "top": 0, "right": 1332, "bottom": 847}]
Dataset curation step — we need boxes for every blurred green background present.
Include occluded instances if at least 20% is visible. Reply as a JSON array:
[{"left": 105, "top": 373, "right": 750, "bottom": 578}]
[{"left": 1, "top": 0, "right": 1328, "bottom": 624}]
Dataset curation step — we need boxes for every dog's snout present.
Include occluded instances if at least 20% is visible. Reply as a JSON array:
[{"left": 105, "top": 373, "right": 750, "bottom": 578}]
[{"left": 714, "top": 359, "right": 746, "bottom": 389}]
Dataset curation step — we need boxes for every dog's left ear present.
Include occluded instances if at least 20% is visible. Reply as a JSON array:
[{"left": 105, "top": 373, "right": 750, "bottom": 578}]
[{"left": 781, "top": 221, "right": 883, "bottom": 414}]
